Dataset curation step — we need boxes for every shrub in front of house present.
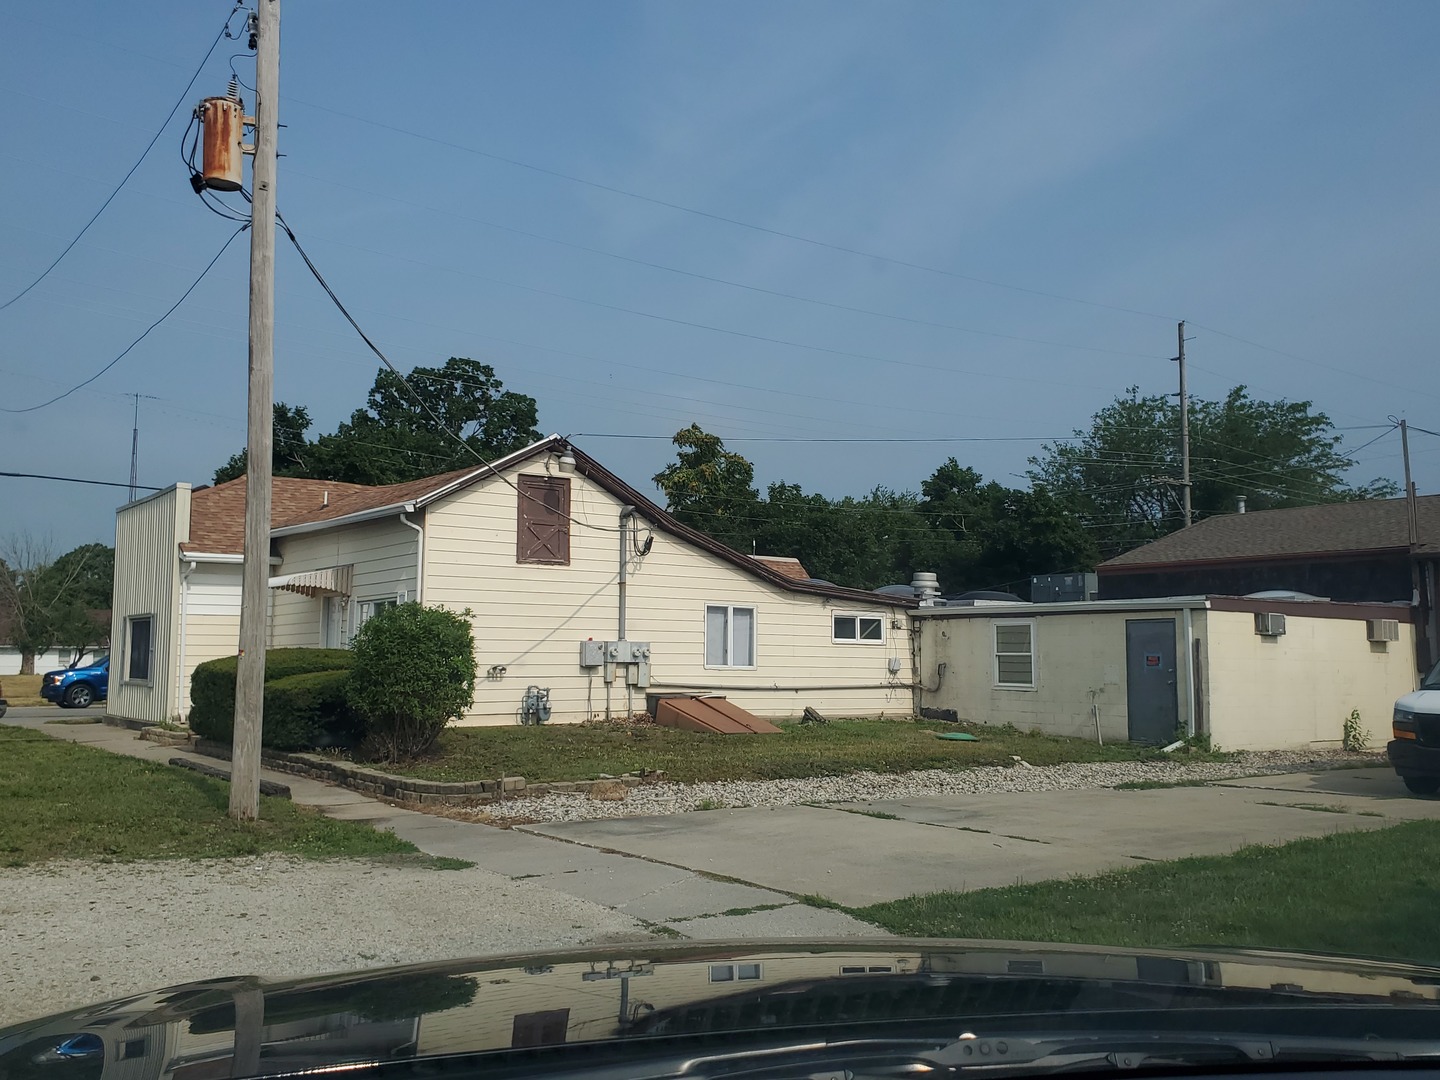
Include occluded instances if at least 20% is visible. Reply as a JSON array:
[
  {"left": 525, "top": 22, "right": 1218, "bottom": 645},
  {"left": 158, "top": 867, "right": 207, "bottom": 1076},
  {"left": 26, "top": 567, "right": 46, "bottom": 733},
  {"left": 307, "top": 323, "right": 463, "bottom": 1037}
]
[
  {"left": 188, "top": 648, "right": 357, "bottom": 750},
  {"left": 346, "top": 602, "right": 477, "bottom": 763}
]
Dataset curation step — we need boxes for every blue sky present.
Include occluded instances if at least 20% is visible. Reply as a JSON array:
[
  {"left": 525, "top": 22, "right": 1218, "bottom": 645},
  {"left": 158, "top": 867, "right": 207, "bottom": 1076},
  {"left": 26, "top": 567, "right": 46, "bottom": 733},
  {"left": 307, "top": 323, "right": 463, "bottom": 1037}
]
[{"left": 3, "top": 0, "right": 1438, "bottom": 552}]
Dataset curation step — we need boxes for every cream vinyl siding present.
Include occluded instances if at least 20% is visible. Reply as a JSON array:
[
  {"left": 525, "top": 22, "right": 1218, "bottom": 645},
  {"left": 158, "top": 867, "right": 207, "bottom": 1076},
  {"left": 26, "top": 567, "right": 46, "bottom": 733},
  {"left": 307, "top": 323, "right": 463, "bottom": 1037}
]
[
  {"left": 1202, "top": 608, "right": 1416, "bottom": 751},
  {"left": 109, "top": 485, "right": 190, "bottom": 723},
  {"left": 423, "top": 469, "right": 913, "bottom": 725},
  {"left": 178, "top": 563, "right": 241, "bottom": 715},
  {"left": 269, "top": 515, "right": 420, "bottom": 649}
]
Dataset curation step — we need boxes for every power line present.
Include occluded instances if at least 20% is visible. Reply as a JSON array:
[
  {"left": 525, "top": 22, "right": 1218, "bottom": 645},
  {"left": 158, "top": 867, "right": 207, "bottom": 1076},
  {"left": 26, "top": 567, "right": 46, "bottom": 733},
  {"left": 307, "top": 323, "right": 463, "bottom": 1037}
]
[
  {"left": 0, "top": 225, "right": 249, "bottom": 413},
  {"left": 0, "top": 3, "right": 245, "bottom": 312},
  {"left": 572, "top": 433, "right": 1071, "bottom": 445},
  {"left": 273, "top": 210, "right": 621, "bottom": 533},
  {"left": 0, "top": 470, "right": 161, "bottom": 492},
  {"left": 285, "top": 97, "right": 1176, "bottom": 324}
]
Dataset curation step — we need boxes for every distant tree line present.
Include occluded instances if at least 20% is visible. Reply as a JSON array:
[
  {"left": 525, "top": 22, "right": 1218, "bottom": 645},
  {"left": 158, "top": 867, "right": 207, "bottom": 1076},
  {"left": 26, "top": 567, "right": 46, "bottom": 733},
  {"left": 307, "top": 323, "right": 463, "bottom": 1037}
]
[{"left": 209, "top": 359, "right": 1396, "bottom": 599}]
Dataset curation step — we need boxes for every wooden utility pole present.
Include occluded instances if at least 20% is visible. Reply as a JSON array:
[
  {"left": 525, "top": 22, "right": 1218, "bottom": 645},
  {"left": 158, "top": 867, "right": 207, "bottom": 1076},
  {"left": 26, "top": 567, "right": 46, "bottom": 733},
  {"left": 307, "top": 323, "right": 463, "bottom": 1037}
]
[
  {"left": 1177, "top": 320, "right": 1192, "bottom": 528},
  {"left": 230, "top": 0, "right": 279, "bottom": 821}
]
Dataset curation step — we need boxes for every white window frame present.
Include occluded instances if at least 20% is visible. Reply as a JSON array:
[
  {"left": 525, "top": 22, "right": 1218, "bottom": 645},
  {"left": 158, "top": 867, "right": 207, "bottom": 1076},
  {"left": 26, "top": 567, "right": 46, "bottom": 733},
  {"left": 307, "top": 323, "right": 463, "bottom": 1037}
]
[
  {"left": 832, "top": 612, "right": 885, "bottom": 645},
  {"left": 993, "top": 619, "right": 1037, "bottom": 691},
  {"left": 124, "top": 613, "right": 156, "bottom": 685},
  {"left": 704, "top": 604, "right": 757, "bottom": 670},
  {"left": 352, "top": 595, "right": 400, "bottom": 642},
  {"left": 709, "top": 963, "right": 762, "bottom": 983}
]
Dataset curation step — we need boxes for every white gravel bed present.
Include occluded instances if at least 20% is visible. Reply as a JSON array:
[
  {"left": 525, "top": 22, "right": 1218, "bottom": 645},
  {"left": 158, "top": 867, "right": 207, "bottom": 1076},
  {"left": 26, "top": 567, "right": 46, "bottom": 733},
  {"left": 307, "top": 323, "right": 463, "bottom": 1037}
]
[
  {"left": 0, "top": 855, "right": 652, "bottom": 1026},
  {"left": 479, "top": 750, "right": 1388, "bottom": 824}
]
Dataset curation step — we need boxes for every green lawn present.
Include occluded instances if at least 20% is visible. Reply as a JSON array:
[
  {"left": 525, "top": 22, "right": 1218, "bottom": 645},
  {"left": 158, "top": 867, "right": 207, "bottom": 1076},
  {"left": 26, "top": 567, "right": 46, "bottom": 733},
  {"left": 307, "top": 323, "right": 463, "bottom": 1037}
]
[
  {"left": 0, "top": 725, "right": 418, "bottom": 866},
  {"left": 851, "top": 820, "right": 1440, "bottom": 966},
  {"left": 387, "top": 718, "right": 1203, "bottom": 784}
]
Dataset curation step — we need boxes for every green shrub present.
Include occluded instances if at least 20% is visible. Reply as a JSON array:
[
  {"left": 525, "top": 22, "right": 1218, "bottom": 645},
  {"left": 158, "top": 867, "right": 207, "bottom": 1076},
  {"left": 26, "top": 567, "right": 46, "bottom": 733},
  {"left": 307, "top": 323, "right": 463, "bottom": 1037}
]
[
  {"left": 347, "top": 603, "right": 476, "bottom": 763},
  {"left": 262, "top": 670, "right": 361, "bottom": 750},
  {"left": 189, "top": 648, "right": 356, "bottom": 748}
]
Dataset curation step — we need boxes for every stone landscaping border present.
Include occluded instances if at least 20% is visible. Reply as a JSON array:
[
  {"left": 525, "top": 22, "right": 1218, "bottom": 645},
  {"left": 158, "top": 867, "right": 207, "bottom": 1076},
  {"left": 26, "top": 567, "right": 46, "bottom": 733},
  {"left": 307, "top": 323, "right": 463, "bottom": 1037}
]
[{"left": 189, "top": 738, "right": 665, "bottom": 805}]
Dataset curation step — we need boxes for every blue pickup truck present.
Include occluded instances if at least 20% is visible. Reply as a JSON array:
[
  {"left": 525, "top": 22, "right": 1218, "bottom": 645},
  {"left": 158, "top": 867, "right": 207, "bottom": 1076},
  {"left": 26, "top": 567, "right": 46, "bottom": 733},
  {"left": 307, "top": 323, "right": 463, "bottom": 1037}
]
[{"left": 40, "top": 653, "right": 109, "bottom": 709}]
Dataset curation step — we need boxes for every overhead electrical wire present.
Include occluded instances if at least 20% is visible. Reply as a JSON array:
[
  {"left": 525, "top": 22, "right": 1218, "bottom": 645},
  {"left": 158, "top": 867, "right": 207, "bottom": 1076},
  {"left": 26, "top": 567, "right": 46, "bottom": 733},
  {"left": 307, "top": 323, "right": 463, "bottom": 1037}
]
[
  {"left": 0, "top": 470, "right": 162, "bottom": 492},
  {"left": 0, "top": 2, "right": 246, "bottom": 311},
  {"left": 0, "top": 224, "right": 249, "bottom": 414},
  {"left": 272, "top": 208, "right": 621, "bottom": 532}
]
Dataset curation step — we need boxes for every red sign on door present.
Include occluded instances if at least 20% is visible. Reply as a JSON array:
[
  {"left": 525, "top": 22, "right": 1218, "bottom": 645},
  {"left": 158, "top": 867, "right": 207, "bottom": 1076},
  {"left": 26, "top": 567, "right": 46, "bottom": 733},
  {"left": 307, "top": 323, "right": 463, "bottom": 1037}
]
[{"left": 1145, "top": 653, "right": 1162, "bottom": 667}]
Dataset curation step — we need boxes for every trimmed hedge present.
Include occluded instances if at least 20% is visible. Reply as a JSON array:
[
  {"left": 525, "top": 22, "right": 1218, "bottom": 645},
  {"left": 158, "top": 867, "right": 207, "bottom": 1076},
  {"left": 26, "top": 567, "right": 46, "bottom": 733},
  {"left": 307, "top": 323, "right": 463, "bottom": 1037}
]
[{"left": 189, "top": 648, "right": 357, "bottom": 750}]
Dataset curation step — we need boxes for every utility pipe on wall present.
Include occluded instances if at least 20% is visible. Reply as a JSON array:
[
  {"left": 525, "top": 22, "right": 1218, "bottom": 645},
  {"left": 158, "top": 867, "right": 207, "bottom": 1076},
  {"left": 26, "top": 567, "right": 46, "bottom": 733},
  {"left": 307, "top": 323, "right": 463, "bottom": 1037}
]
[
  {"left": 618, "top": 505, "right": 634, "bottom": 641},
  {"left": 399, "top": 508, "right": 423, "bottom": 603},
  {"left": 178, "top": 560, "right": 196, "bottom": 718}
]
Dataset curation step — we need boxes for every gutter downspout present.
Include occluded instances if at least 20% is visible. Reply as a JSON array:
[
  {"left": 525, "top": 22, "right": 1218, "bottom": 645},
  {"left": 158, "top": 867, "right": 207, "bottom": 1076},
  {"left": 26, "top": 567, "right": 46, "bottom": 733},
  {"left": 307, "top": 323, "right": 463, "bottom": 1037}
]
[
  {"left": 1182, "top": 606, "right": 1197, "bottom": 738},
  {"left": 178, "top": 559, "right": 196, "bottom": 719},
  {"left": 399, "top": 508, "right": 423, "bottom": 604}
]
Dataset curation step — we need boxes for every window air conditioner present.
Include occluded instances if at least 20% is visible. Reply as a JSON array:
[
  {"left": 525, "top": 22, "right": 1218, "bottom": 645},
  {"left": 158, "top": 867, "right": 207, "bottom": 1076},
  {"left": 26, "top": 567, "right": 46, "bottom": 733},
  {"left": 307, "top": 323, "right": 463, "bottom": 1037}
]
[
  {"left": 1367, "top": 618, "right": 1400, "bottom": 643},
  {"left": 1254, "top": 612, "right": 1287, "bottom": 637}
]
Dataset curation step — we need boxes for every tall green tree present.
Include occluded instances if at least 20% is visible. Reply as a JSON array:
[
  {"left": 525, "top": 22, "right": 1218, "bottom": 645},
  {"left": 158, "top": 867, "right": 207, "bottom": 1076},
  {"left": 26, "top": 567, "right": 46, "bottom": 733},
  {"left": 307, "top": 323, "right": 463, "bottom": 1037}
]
[
  {"left": 652, "top": 424, "right": 762, "bottom": 550},
  {"left": 1028, "top": 386, "right": 1397, "bottom": 559},
  {"left": 0, "top": 538, "right": 114, "bottom": 672},
  {"left": 212, "top": 358, "right": 540, "bottom": 486}
]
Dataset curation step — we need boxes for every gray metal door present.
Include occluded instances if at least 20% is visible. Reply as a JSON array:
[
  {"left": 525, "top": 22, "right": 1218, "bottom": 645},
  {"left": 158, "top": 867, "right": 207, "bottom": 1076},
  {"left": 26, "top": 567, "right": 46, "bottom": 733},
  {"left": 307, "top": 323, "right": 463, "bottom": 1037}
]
[{"left": 1126, "top": 618, "right": 1178, "bottom": 745}]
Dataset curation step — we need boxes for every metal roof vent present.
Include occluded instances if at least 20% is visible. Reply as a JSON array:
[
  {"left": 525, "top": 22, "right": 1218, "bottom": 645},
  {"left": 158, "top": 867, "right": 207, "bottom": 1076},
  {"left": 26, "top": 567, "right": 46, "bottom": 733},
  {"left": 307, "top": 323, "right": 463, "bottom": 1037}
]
[{"left": 911, "top": 572, "right": 941, "bottom": 602}]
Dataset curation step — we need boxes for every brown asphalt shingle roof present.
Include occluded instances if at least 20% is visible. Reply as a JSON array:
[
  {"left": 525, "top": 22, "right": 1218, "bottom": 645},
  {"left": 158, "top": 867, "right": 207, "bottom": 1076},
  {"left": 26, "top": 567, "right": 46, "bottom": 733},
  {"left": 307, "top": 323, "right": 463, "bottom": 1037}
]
[
  {"left": 752, "top": 555, "right": 811, "bottom": 581},
  {"left": 183, "top": 477, "right": 379, "bottom": 555},
  {"left": 1100, "top": 494, "right": 1440, "bottom": 570}
]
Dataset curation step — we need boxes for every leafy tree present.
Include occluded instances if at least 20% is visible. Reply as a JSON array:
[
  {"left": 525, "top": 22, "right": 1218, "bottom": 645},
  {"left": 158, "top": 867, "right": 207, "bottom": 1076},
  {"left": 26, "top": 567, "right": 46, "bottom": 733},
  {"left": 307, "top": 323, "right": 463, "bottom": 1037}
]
[
  {"left": 0, "top": 538, "right": 114, "bottom": 673},
  {"left": 212, "top": 358, "right": 540, "bottom": 486},
  {"left": 347, "top": 602, "right": 477, "bottom": 763},
  {"left": 1028, "top": 386, "right": 1397, "bottom": 559},
  {"left": 213, "top": 404, "right": 314, "bottom": 484},
  {"left": 912, "top": 460, "right": 1097, "bottom": 596},
  {"left": 652, "top": 424, "right": 762, "bottom": 550},
  {"left": 651, "top": 426, "right": 1097, "bottom": 597}
]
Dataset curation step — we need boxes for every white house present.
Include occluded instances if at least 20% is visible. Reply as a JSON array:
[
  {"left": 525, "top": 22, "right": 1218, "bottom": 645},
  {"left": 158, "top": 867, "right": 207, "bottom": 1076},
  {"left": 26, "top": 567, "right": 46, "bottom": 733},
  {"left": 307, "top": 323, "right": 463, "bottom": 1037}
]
[{"left": 108, "top": 436, "right": 917, "bottom": 726}]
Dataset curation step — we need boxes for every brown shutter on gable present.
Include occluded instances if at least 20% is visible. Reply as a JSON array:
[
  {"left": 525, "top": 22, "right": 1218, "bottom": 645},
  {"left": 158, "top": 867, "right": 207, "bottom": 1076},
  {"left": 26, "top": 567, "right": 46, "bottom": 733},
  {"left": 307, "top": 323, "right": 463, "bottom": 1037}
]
[{"left": 517, "top": 475, "right": 571, "bottom": 564}]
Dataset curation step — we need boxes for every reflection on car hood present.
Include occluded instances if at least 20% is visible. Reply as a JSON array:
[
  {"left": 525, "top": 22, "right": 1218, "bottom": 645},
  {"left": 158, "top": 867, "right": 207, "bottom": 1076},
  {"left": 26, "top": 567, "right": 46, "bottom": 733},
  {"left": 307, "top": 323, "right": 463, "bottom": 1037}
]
[{"left": 4, "top": 939, "right": 1440, "bottom": 1079}]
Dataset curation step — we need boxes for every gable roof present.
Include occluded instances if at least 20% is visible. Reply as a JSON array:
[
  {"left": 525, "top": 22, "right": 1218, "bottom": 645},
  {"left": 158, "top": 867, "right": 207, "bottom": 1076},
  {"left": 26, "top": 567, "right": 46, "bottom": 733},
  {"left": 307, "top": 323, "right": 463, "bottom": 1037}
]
[
  {"left": 185, "top": 436, "right": 912, "bottom": 608},
  {"left": 1100, "top": 494, "right": 1440, "bottom": 571}
]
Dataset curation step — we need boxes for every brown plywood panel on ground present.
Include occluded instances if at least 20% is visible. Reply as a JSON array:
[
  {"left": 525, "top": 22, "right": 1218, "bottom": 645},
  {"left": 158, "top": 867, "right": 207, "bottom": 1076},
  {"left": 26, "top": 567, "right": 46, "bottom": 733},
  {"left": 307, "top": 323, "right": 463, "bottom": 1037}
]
[
  {"left": 654, "top": 696, "right": 781, "bottom": 735},
  {"left": 701, "top": 696, "right": 783, "bottom": 733}
]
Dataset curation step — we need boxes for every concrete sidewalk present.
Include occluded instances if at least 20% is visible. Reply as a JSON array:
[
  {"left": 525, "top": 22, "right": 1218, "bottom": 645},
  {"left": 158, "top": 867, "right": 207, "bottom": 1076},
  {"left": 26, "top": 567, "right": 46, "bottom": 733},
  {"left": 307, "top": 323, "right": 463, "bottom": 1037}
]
[{"left": 4, "top": 709, "right": 874, "bottom": 938}]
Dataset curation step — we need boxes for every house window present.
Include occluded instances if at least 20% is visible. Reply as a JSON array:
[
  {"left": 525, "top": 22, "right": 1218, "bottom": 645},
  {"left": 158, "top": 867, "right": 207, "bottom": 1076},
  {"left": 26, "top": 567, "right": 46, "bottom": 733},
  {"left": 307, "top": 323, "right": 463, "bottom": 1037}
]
[
  {"left": 833, "top": 614, "right": 884, "bottom": 644},
  {"left": 353, "top": 598, "right": 398, "bottom": 640},
  {"left": 706, "top": 605, "right": 756, "bottom": 668},
  {"left": 126, "top": 615, "right": 154, "bottom": 682},
  {"left": 56, "top": 648, "right": 74, "bottom": 667},
  {"left": 710, "top": 963, "right": 762, "bottom": 983},
  {"left": 517, "top": 475, "right": 571, "bottom": 565},
  {"left": 511, "top": 1009, "right": 569, "bottom": 1048},
  {"left": 994, "top": 620, "right": 1036, "bottom": 689}
]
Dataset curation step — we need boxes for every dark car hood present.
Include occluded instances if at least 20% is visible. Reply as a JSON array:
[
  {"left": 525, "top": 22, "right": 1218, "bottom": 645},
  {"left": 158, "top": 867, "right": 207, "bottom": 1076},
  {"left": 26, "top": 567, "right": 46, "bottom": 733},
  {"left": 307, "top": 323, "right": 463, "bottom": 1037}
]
[{"left": 5, "top": 939, "right": 1439, "bottom": 1079}]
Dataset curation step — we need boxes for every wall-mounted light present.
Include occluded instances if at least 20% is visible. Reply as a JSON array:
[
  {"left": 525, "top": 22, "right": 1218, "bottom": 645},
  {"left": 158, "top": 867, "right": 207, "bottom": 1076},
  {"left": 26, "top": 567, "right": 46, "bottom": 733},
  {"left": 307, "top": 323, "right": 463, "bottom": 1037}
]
[{"left": 558, "top": 450, "right": 577, "bottom": 473}]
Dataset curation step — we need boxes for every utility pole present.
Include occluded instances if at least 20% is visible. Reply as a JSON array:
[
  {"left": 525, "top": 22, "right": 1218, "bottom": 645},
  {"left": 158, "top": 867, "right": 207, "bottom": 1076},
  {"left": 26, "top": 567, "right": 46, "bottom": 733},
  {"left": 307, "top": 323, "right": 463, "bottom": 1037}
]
[
  {"left": 230, "top": 0, "right": 279, "bottom": 821},
  {"left": 1177, "top": 321, "right": 1192, "bottom": 528},
  {"left": 1399, "top": 418, "right": 1430, "bottom": 672}
]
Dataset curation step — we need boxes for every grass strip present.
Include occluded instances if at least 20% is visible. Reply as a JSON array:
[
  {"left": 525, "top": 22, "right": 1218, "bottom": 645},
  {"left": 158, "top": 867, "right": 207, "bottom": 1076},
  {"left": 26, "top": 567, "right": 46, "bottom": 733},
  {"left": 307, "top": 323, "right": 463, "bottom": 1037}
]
[
  {"left": 0, "top": 725, "right": 418, "bottom": 866},
  {"left": 848, "top": 820, "right": 1440, "bottom": 965},
  {"left": 386, "top": 719, "right": 1211, "bottom": 784}
]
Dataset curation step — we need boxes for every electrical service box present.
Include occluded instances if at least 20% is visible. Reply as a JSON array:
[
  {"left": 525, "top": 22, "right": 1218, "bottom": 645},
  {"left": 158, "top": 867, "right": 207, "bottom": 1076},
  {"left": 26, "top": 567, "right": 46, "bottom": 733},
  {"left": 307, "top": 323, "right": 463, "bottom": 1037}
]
[{"left": 579, "top": 640, "right": 606, "bottom": 668}]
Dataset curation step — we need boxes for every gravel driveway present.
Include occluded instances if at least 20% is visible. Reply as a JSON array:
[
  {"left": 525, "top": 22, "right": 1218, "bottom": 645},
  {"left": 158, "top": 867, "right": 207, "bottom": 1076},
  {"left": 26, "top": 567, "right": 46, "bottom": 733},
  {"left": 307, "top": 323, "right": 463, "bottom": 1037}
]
[
  {"left": 0, "top": 855, "right": 653, "bottom": 1026},
  {"left": 474, "top": 749, "right": 1389, "bottom": 822}
]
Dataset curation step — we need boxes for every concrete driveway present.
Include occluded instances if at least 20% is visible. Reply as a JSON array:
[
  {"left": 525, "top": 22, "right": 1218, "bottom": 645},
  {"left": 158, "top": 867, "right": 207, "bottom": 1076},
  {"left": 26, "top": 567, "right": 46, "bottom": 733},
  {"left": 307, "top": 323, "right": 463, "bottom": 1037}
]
[{"left": 520, "top": 767, "right": 1440, "bottom": 907}]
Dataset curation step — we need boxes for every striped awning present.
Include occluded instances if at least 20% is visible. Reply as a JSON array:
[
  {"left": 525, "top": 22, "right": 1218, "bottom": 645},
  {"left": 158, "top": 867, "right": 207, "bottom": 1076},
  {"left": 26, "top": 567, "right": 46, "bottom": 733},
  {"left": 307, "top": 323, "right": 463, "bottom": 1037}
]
[{"left": 268, "top": 564, "right": 353, "bottom": 598}]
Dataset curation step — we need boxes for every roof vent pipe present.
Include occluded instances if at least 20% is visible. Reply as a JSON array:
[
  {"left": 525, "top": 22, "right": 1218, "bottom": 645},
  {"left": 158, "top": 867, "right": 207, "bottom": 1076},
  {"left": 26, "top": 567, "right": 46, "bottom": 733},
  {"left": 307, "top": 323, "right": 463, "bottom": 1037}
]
[
  {"left": 1236, "top": 495, "right": 1246, "bottom": 514},
  {"left": 911, "top": 571, "right": 940, "bottom": 601}
]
